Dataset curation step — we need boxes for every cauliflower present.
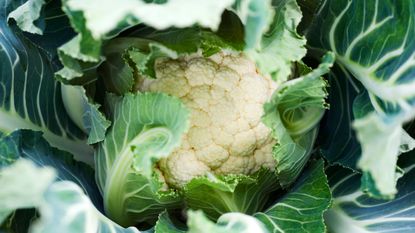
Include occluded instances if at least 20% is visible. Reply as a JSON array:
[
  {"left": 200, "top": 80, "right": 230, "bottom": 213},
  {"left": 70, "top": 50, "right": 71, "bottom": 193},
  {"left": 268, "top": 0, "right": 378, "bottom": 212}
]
[{"left": 137, "top": 51, "right": 277, "bottom": 188}]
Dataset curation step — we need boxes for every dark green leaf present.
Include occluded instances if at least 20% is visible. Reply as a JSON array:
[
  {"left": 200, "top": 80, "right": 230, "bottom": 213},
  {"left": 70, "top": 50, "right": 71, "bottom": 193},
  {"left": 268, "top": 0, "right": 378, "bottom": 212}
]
[{"left": 255, "top": 160, "right": 331, "bottom": 233}]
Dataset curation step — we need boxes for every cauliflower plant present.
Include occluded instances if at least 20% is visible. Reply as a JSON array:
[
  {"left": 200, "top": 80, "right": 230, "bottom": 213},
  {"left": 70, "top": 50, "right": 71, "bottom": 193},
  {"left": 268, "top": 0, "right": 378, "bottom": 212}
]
[{"left": 137, "top": 51, "right": 277, "bottom": 188}]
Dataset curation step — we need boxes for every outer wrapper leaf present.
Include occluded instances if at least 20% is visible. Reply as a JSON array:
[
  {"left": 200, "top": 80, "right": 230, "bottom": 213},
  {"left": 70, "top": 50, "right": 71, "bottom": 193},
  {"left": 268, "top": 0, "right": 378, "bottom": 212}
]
[
  {"left": 0, "top": 160, "right": 55, "bottom": 224},
  {"left": 317, "top": 64, "right": 415, "bottom": 199},
  {"left": 0, "top": 128, "right": 133, "bottom": 232},
  {"left": 57, "top": 0, "right": 234, "bottom": 82},
  {"left": 65, "top": 0, "right": 234, "bottom": 39},
  {"left": 254, "top": 160, "right": 331, "bottom": 233},
  {"left": 7, "top": 0, "right": 45, "bottom": 34},
  {"left": 307, "top": 0, "right": 415, "bottom": 198},
  {"left": 354, "top": 113, "right": 413, "bottom": 199},
  {"left": 1, "top": 0, "right": 92, "bottom": 164},
  {"left": 325, "top": 149, "right": 415, "bottom": 233},
  {"left": 0, "top": 160, "right": 139, "bottom": 233},
  {"left": 317, "top": 64, "right": 362, "bottom": 169},
  {"left": 153, "top": 210, "right": 269, "bottom": 233},
  {"left": 187, "top": 211, "right": 268, "bottom": 233},
  {"left": 0, "top": 130, "right": 101, "bottom": 208}
]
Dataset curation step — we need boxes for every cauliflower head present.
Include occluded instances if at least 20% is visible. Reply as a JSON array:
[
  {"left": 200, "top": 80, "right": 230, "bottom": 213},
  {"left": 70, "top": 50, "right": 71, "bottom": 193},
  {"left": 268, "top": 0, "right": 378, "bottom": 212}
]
[{"left": 137, "top": 51, "right": 277, "bottom": 188}]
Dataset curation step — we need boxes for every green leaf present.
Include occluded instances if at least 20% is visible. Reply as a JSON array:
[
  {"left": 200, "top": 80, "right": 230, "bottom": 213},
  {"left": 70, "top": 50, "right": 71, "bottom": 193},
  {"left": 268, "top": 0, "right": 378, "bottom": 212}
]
[
  {"left": 7, "top": 0, "right": 45, "bottom": 35},
  {"left": 1, "top": 0, "right": 93, "bottom": 164},
  {"left": 297, "top": 0, "right": 322, "bottom": 33},
  {"left": 262, "top": 53, "right": 334, "bottom": 186},
  {"left": 55, "top": 35, "right": 103, "bottom": 83},
  {"left": 61, "top": 85, "right": 111, "bottom": 144},
  {"left": 13, "top": 0, "right": 76, "bottom": 56},
  {"left": 244, "top": 0, "right": 307, "bottom": 82},
  {"left": 184, "top": 169, "right": 279, "bottom": 220},
  {"left": 83, "top": 101, "right": 111, "bottom": 145},
  {"left": 307, "top": 0, "right": 415, "bottom": 198},
  {"left": 317, "top": 64, "right": 363, "bottom": 169},
  {"left": 187, "top": 210, "right": 269, "bottom": 233},
  {"left": 325, "top": 149, "right": 415, "bottom": 233},
  {"left": 308, "top": 0, "right": 415, "bottom": 107},
  {"left": 54, "top": 0, "right": 103, "bottom": 83},
  {"left": 99, "top": 37, "right": 178, "bottom": 94},
  {"left": 0, "top": 159, "right": 139, "bottom": 233},
  {"left": 214, "top": 10, "right": 245, "bottom": 51},
  {"left": 100, "top": 27, "right": 244, "bottom": 95},
  {"left": 317, "top": 64, "right": 415, "bottom": 198},
  {"left": 0, "top": 209, "right": 38, "bottom": 233},
  {"left": 130, "top": 27, "right": 239, "bottom": 55},
  {"left": 0, "top": 130, "right": 102, "bottom": 208},
  {"left": 57, "top": 0, "right": 234, "bottom": 82},
  {"left": 96, "top": 93, "right": 189, "bottom": 226},
  {"left": 154, "top": 211, "right": 185, "bottom": 233},
  {"left": 0, "top": 160, "right": 55, "bottom": 223},
  {"left": 231, "top": 0, "right": 273, "bottom": 50},
  {"left": 32, "top": 181, "right": 140, "bottom": 233},
  {"left": 354, "top": 113, "right": 415, "bottom": 198},
  {"left": 64, "top": 0, "right": 234, "bottom": 39},
  {"left": 254, "top": 160, "right": 331, "bottom": 233}
]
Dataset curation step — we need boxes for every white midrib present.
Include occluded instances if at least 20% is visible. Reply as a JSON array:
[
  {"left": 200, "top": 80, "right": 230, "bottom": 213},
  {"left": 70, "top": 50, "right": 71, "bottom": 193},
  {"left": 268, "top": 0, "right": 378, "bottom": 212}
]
[
  {"left": 103, "top": 129, "right": 151, "bottom": 226},
  {"left": 337, "top": 56, "right": 415, "bottom": 102},
  {"left": 0, "top": 108, "right": 94, "bottom": 165},
  {"left": 103, "top": 146, "right": 133, "bottom": 226}
]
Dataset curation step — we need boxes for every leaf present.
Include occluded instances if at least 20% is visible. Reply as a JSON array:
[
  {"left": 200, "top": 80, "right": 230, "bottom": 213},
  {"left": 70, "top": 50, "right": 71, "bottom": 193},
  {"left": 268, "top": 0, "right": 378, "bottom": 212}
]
[
  {"left": 64, "top": 0, "right": 234, "bottom": 39},
  {"left": 31, "top": 181, "right": 140, "bottom": 233},
  {"left": 183, "top": 169, "right": 280, "bottom": 220},
  {"left": 254, "top": 160, "right": 331, "bottom": 233},
  {"left": 262, "top": 53, "right": 334, "bottom": 186},
  {"left": 0, "top": 209, "right": 38, "bottom": 233},
  {"left": 96, "top": 93, "right": 189, "bottom": 226},
  {"left": 231, "top": 0, "right": 273, "bottom": 50},
  {"left": 154, "top": 211, "right": 185, "bottom": 233},
  {"left": 317, "top": 64, "right": 362, "bottom": 169},
  {"left": 14, "top": 0, "right": 76, "bottom": 56},
  {"left": 307, "top": 0, "right": 415, "bottom": 198},
  {"left": 0, "top": 129, "right": 102, "bottom": 208},
  {"left": 317, "top": 63, "right": 415, "bottom": 198},
  {"left": 308, "top": 0, "right": 415, "bottom": 107},
  {"left": 0, "top": 159, "right": 139, "bottom": 233},
  {"left": 57, "top": 0, "right": 234, "bottom": 82},
  {"left": 354, "top": 113, "right": 414, "bottom": 198},
  {"left": 83, "top": 101, "right": 111, "bottom": 145},
  {"left": 243, "top": 0, "right": 307, "bottom": 82},
  {"left": 60, "top": 24, "right": 244, "bottom": 87},
  {"left": 54, "top": 35, "right": 103, "bottom": 84},
  {"left": 154, "top": 210, "right": 270, "bottom": 233},
  {"left": 1, "top": 0, "right": 93, "bottom": 164},
  {"left": 296, "top": 0, "right": 322, "bottom": 33},
  {"left": 100, "top": 26, "right": 244, "bottom": 95},
  {"left": 325, "top": 149, "right": 415, "bottom": 233},
  {"left": 0, "top": 160, "right": 55, "bottom": 223},
  {"left": 99, "top": 37, "right": 178, "bottom": 94},
  {"left": 187, "top": 210, "right": 269, "bottom": 233},
  {"left": 60, "top": 85, "right": 111, "bottom": 144},
  {"left": 7, "top": 0, "right": 45, "bottom": 35}
]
